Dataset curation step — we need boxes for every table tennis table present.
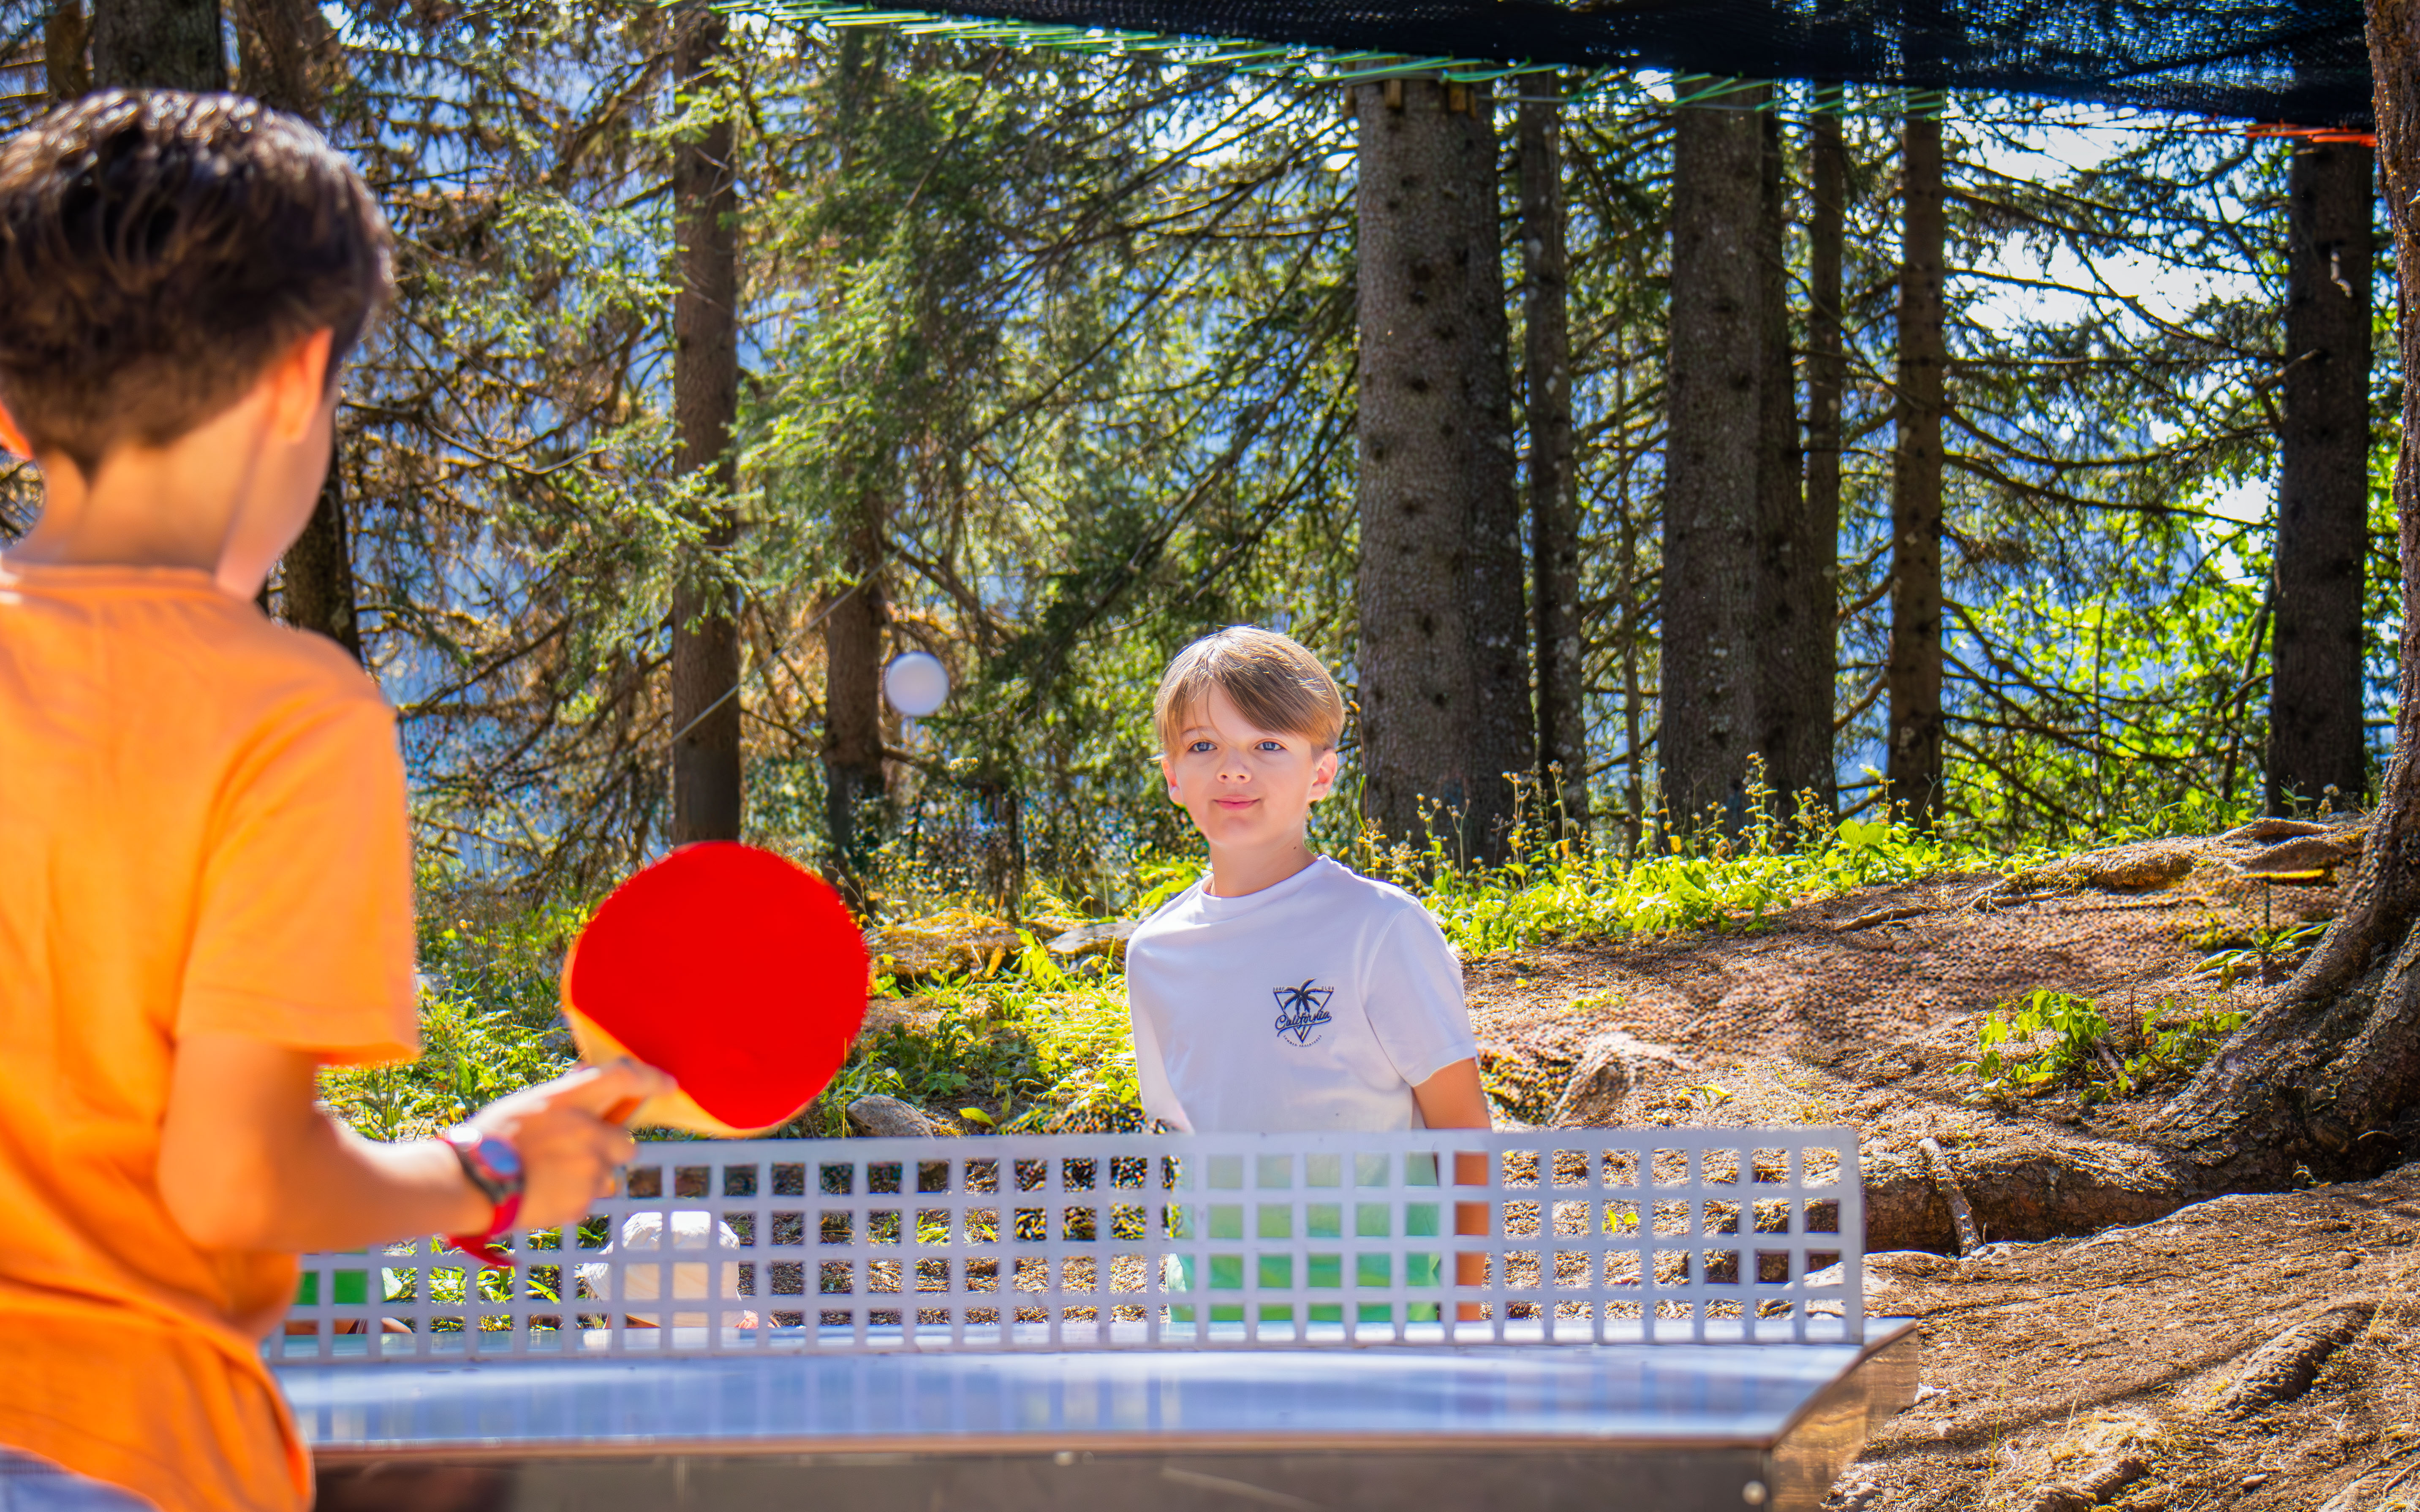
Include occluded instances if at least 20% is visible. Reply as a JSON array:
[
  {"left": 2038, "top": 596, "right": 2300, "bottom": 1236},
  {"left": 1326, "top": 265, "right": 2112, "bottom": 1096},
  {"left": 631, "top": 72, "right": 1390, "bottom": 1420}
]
[{"left": 272, "top": 1129, "right": 1918, "bottom": 1511}]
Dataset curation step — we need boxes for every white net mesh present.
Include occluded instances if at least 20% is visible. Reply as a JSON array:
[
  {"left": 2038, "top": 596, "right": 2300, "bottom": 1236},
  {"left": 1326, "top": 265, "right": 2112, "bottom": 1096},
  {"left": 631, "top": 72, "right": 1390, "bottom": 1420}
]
[{"left": 270, "top": 1128, "right": 1862, "bottom": 1362}]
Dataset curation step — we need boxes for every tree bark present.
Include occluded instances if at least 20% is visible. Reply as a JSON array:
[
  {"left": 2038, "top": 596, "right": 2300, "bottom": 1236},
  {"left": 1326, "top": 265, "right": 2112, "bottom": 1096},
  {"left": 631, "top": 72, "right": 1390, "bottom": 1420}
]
[
  {"left": 1460, "top": 85, "right": 1534, "bottom": 863},
  {"left": 1888, "top": 109, "right": 1947, "bottom": 827},
  {"left": 2270, "top": 140, "right": 2376, "bottom": 816},
  {"left": 1354, "top": 75, "right": 1527, "bottom": 863},
  {"left": 1661, "top": 89, "right": 1766, "bottom": 837},
  {"left": 1519, "top": 76, "right": 1586, "bottom": 839},
  {"left": 88, "top": 0, "right": 223, "bottom": 90},
  {"left": 1752, "top": 108, "right": 1832, "bottom": 823},
  {"left": 2159, "top": 0, "right": 2420, "bottom": 1182},
  {"left": 232, "top": 0, "right": 334, "bottom": 114},
  {"left": 235, "top": 0, "right": 362, "bottom": 663},
  {"left": 46, "top": 0, "right": 91, "bottom": 100},
  {"left": 280, "top": 470, "right": 361, "bottom": 659},
  {"left": 1804, "top": 90, "right": 1848, "bottom": 817},
  {"left": 669, "top": 4, "right": 741, "bottom": 845},
  {"left": 824, "top": 503, "right": 888, "bottom": 905}
]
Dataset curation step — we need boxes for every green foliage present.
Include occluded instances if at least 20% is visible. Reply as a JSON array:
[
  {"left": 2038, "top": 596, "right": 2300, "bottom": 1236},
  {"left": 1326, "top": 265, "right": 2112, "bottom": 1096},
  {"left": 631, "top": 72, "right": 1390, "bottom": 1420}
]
[
  {"left": 2193, "top": 918, "right": 2330, "bottom": 988},
  {"left": 1956, "top": 988, "right": 2244, "bottom": 1105},
  {"left": 319, "top": 873, "right": 583, "bottom": 1141},
  {"left": 789, "top": 931, "right": 1145, "bottom": 1137},
  {"left": 1958, "top": 989, "right": 2115, "bottom": 1099},
  {"left": 1381, "top": 778, "right": 1961, "bottom": 956}
]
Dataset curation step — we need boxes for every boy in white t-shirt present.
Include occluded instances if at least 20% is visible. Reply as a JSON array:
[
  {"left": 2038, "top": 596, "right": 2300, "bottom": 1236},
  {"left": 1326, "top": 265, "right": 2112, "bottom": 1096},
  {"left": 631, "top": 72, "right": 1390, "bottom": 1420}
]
[
  {"left": 1125, "top": 627, "right": 1489, "bottom": 1321},
  {"left": 1125, "top": 626, "right": 1490, "bottom": 1135}
]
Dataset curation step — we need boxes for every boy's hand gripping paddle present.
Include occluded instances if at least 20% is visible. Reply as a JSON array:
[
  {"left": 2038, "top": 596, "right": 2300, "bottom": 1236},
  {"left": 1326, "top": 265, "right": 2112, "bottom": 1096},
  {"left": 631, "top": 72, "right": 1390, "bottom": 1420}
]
[{"left": 563, "top": 843, "right": 868, "bottom": 1137}]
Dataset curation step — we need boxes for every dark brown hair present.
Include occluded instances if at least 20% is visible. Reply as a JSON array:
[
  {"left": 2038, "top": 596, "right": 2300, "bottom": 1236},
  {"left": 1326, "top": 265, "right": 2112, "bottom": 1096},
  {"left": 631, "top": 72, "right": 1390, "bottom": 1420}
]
[{"left": 0, "top": 91, "right": 391, "bottom": 475}]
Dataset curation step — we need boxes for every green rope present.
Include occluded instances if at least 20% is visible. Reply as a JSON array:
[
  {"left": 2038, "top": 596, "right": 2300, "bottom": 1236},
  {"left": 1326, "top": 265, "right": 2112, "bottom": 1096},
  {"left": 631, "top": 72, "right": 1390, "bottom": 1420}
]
[{"left": 722, "top": 0, "right": 2057, "bottom": 124}]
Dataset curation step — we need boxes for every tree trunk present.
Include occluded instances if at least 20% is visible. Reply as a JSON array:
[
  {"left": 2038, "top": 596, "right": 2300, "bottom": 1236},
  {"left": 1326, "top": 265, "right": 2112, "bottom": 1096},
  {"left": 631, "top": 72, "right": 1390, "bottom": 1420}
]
[
  {"left": 1805, "top": 90, "right": 1847, "bottom": 817},
  {"left": 2270, "top": 140, "right": 2376, "bottom": 816},
  {"left": 1520, "top": 76, "right": 1585, "bottom": 840},
  {"left": 280, "top": 471, "right": 361, "bottom": 659},
  {"left": 1354, "top": 75, "right": 1527, "bottom": 863},
  {"left": 88, "top": 0, "right": 223, "bottom": 90},
  {"left": 824, "top": 503, "right": 888, "bottom": 906},
  {"left": 1661, "top": 89, "right": 1766, "bottom": 837},
  {"left": 46, "top": 0, "right": 90, "bottom": 100},
  {"left": 232, "top": 0, "right": 334, "bottom": 114},
  {"left": 235, "top": 0, "right": 362, "bottom": 663},
  {"left": 2160, "top": 0, "right": 2420, "bottom": 1182},
  {"left": 1460, "top": 85, "right": 1534, "bottom": 864},
  {"left": 668, "top": 4, "right": 741, "bottom": 845},
  {"left": 1753, "top": 107, "right": 1832, "bottom": 823},
  {"left": 1888, "top": 109, "right": 1947, "bottom": 827}
]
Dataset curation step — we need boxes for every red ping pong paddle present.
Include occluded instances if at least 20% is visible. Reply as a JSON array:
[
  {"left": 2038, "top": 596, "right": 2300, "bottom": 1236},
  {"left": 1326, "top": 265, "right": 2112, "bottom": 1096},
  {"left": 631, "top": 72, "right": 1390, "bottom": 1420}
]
[{"left": 561, "top": 842, "right": 868, "bottom": 1137}]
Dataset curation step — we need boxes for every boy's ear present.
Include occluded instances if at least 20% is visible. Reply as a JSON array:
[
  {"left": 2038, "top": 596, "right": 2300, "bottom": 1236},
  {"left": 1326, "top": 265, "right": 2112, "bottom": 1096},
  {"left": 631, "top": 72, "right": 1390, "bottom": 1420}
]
[
  {"left": 1160, "top": 751, "right": 1180, "bottom": 800},
  {"left": 266, "top": 329, "right": 337, "bottom": 444},
  {"left": 1308, "top": 746, "right": 1341, "bottom": 800}
]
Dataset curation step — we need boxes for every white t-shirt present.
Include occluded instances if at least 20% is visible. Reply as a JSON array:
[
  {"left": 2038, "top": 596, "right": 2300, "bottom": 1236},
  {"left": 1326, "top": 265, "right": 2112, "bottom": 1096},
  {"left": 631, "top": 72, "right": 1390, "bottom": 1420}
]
[{"left": 1125, "top": 856, "right": 1478, "bottom": 1133}]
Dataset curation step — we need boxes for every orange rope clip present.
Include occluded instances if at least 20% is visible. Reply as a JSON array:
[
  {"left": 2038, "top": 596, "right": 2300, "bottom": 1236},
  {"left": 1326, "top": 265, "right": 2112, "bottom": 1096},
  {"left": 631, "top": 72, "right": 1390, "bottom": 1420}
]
[{"left": 2246, "top": 122, "right": 2377, "bottom": 146}]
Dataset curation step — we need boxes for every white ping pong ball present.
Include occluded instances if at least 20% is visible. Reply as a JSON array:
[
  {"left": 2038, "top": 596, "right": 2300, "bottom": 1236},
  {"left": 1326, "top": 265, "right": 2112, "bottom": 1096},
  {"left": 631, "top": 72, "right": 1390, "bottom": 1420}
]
[{"left": 883, "top": 651, "right": 950, "bottom": 717}]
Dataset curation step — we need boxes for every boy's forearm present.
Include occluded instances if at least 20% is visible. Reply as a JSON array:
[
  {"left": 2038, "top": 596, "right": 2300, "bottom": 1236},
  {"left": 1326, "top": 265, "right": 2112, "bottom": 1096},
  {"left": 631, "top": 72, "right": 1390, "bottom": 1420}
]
[
  {"left": 255, "top": 1117, "right": 491, "bottom": 1254},
  {"left": 160, "top": 1033, "right": 487, "bottom": 1253}
]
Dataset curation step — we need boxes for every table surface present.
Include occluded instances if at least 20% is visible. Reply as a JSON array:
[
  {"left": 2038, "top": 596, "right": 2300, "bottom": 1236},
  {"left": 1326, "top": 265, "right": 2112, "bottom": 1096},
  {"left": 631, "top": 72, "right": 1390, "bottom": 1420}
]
[{"left": 277, "top": 1320, "right": 1916, "bottom": 1457}]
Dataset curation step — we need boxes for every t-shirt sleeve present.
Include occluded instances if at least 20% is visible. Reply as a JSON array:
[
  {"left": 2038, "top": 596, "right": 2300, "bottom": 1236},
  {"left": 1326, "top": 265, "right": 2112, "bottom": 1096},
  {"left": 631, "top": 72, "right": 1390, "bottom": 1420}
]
[
  {"left": 1362, "top": 904, "right": 1477, "bottom": 1089},
  {"left": 178, "top": 692, "right": 419, "bottom": 1064}
]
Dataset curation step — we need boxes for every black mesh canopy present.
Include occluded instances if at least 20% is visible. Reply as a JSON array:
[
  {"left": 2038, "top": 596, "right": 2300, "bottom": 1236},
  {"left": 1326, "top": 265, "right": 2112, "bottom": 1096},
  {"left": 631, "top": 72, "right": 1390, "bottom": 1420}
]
[{"left": 894, "top": 0, "right": 2375, "bottom": 127}]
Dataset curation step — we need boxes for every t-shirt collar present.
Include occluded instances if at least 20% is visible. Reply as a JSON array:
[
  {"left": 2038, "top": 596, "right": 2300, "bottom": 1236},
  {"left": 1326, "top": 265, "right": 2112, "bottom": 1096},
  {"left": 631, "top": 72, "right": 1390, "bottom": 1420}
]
[{"left": 1191, "top": 854, "right": 1336, "bottom": 919}]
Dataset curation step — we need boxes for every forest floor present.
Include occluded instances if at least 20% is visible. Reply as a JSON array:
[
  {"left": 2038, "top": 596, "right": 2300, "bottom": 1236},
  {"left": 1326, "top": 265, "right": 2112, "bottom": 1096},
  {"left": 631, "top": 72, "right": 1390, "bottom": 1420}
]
[{"left": 1456, "top": 844, "right": 2420, "bottom": 1509}]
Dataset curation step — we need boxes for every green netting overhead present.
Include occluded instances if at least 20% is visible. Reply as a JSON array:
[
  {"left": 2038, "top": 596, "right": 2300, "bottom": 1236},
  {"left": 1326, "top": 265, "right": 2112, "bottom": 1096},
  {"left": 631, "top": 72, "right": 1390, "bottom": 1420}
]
[{"left": 781, "top": 0, "right": 2374, "bottom": 128}]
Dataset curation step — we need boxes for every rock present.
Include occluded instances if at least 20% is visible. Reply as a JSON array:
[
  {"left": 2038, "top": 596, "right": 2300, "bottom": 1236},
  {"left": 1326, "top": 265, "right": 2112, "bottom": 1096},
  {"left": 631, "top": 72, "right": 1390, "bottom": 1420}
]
[
  {"left": 2219, "top": 1302, "right": 2373, "bottom": 1414},
  {"left": 846, "top": 1094, "right": 957, "bottom": 1138},
  {"left": 1047, "top": 918, "right": 1138, "bottom": 963},
  {"left": 1547, "top": 1031, "right": 1694, "bottom": 1127},
  {"left": 1550, "top": 1048, "right": 1631, "bottom": 1126},
  {"left": 2236, "top": 830, "right": 2365, "bottom": 882},
  {"left": 863, "top": 909, "right": 1026, "bottom": 980},
  {"left": 2219, "top": 817, "right": 2334, "bottom": 844},
  {"left": 2002, "top": 839, "right": 2200, "bottom": 895}
]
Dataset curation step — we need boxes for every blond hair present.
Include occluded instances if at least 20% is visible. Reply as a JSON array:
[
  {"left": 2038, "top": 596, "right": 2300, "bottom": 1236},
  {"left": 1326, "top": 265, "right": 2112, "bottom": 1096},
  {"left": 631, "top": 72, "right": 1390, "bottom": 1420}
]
[{"left": 1153, "top": 626, "right": 1346, "bottom": 753}]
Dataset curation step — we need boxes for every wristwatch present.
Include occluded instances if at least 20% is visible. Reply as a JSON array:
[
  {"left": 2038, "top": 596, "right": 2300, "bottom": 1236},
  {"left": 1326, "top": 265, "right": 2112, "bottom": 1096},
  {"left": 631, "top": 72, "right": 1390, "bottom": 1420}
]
[{"left": 440, "top": 1124, "right": 525, "bottom": 1270}]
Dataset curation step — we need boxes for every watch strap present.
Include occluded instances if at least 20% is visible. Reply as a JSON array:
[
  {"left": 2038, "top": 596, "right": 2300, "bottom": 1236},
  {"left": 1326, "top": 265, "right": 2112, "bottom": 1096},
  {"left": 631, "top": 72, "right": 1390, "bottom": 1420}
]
[{"left": 440, "top": 1125, "right": 525, "bottom": 1270}]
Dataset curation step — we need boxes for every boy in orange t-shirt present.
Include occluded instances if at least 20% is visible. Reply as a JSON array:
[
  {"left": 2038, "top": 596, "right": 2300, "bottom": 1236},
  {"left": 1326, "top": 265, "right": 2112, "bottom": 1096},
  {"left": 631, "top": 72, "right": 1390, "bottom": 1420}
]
[{"left": 0, "top": 94, "right": 668, "bottom": 1512}]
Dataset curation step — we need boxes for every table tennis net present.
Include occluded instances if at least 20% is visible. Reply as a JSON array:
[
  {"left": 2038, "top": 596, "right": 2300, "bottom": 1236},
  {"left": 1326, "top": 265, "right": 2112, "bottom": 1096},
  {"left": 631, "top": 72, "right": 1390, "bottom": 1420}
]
[{"left": 271, "top": 1128, "right": 1865, "bottom": 1362}]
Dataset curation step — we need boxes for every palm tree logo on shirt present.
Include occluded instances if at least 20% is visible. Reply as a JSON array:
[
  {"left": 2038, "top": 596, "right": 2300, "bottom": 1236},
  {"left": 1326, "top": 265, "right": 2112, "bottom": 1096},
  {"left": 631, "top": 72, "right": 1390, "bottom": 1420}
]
[{"left": 1272, "top": 980, "right": 1335, "bottom": 1047}]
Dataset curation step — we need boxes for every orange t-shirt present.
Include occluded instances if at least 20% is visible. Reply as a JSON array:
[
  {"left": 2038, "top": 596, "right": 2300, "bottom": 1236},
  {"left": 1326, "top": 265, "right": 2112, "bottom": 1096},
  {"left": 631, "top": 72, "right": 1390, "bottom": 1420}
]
[{"left": 0, "top": 562, "right": 419, "bottom": 1512}]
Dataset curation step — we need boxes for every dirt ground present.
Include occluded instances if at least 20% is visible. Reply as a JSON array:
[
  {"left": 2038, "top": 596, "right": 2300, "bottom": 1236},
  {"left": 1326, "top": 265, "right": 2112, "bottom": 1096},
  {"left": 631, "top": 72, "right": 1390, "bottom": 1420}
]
[
  {"left": 1458, "top": 841, "right": 2420, "bottom": 1509},
  {"left": 1460, "top": 858, "right": 2330, "bottom": 1150}
]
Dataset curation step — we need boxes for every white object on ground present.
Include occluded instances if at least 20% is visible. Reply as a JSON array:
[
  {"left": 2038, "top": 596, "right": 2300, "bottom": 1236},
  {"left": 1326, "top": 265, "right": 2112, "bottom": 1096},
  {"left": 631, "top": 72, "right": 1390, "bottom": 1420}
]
[
  {"left": 883, "top": 651, "right": 950, "bottom": 716},
  {"left": 576, "top": 1210, "right": 747, "bottom": 1327}
]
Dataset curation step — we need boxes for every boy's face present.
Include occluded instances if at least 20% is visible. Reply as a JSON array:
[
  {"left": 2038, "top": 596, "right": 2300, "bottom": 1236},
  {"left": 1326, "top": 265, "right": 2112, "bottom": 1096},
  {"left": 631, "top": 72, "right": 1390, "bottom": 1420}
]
[{"left": 1161, "top": 686, "right": 1338, "bottom": 852}]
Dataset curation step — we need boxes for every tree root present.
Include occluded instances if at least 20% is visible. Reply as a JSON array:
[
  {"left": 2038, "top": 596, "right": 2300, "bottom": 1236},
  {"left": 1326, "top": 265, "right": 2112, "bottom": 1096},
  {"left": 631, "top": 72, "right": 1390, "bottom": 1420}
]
[
  {"left": 2215, "top": 1302, "right": 2374, "bottom": 1414},
  {"left": 2319, "top": 1448, "right": 2420, "bottom": 1512},
  {"left": 1864, "top": 1135, "right": 2194, "bottom": 1253},
  {"left": 1917, "top": 1137, "right": 1981, "bottom": 1255}
]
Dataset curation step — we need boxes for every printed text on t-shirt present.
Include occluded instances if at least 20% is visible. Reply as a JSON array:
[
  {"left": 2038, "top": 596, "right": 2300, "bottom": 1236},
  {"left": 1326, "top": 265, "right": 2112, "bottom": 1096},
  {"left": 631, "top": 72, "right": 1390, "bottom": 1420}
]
[{"left": 1272, "top": 980, "right": 1336, "bottom": 1047}]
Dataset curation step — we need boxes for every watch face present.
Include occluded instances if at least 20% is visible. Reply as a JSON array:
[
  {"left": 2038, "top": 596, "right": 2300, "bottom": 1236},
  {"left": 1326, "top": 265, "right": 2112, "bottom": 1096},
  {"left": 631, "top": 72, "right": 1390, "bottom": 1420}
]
[{"left": 481, "top": 1136, "right": 522, "bottom": 1181}]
